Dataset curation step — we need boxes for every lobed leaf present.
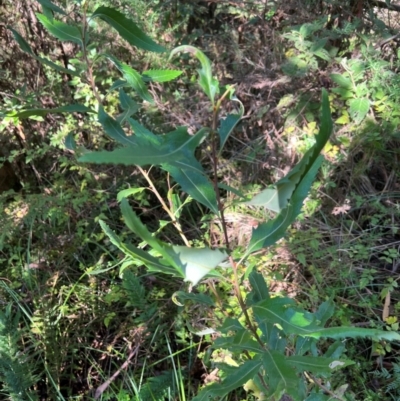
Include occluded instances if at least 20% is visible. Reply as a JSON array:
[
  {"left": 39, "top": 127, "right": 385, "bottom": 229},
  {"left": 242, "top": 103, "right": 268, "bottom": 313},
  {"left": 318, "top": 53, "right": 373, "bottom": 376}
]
[{"left": 91, "top": 6, "right": 165, "bottom": 53}]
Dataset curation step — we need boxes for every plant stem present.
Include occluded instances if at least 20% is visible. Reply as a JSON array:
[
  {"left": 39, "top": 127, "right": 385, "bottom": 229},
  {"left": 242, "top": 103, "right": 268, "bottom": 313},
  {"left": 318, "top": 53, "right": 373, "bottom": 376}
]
[
  {"left": 210, "top": 106, "right": 230, "bottom": 252},
  {"left": 137, "top": 166, "right": 191, "bottom": 247},
  {"left": 210, "top": 102, "right": 264, "bottom": 348},
  {"left": 82, "top": 5, "right": 102, "bottom": 105}
]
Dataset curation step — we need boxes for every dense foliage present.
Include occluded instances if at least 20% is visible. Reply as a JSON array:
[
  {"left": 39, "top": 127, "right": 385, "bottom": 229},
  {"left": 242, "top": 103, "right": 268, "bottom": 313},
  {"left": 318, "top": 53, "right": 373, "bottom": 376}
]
[{"left": 1, "top": 0, "right": 400, "bottom": 400}]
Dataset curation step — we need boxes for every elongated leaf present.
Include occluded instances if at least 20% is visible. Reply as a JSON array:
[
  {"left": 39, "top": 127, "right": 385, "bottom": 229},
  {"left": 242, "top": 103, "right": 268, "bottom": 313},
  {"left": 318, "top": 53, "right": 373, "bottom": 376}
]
[
  {"left": 99, "top": 220, "right": 178, "bottom": 276},
  {"left": 117, "top": 90, "right": 139, "bottom": 123},
  {"left": 8, "top": 28, "right": 34, "bottom": 55},
  {"left": 166, "top": 246, "right": 227, "bottom": 285},
  {"left": 120, "top": 199, "right": 177, "bottom": 266},
  {"left": 5, "top": 104, "right": 94, "bottom": 119},
  {"left": 64, "top": 131, "right": 76, "bottom": 151},
  {"left": 246, "top": 91, "right": 332, "bottom": 255},
  {"left": 37, "top": 0, "right": 66, "bottom": 15},
  {"left": 37, "top": 13, "right": 83, "bottom": 46},
  {"left": 91, "top": 6, "right": 165, "bottom": 53},
  {"left": 170, "top": 45, "right": 219, "bottom": 104},
  {"left": 39, "top": 55, "right": 80, "bottom": 76},
  {"left": 246, "top": 89, "right": 332, "bottom": 213},
  {"left": 98, "top": 106, "right": 136, "bottom": 145},
  {"left": 192, "top": 359, "right": 262, "bottom": 401},
  {"left": 119, "top": 89, "right": 138, "bottom": 111},
  {"left": 305, "top": 326, "right": 400, "bottom": 341},
  {"left": 287, "top": 356, "right": 352, "bottom": 375},
  {"left": 110, "top": 79, "right": 128, "bottom": 91},
  {"left": 218, "top": 98, "right": 244, "bottom": 155},
  {"left": 142, "top": 69, "right": 183, "bottom": 82},
  {"left": 105, "top": 55, "right": 153, "bottom": 103},
  {"left": 164, "top": 165, "right": 218, "bottom": 214},
  {"left": 248, "top": 269, "right": 270, "bottom": 304},
  {"left": 9, "top": 28, "right": 80, "bottom": 76},
  {"left": 262, "top": 350, "right": 304, "bottom": 401}
]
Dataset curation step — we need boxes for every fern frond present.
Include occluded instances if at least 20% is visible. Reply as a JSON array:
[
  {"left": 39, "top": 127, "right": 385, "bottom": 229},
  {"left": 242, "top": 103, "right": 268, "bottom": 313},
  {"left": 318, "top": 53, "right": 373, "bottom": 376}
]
[
  {"left": 122, "top": 270, "right": 146, "bottom": 309},
  {"left": 139, "top": 370, "right": 176, "bottom": 401}
]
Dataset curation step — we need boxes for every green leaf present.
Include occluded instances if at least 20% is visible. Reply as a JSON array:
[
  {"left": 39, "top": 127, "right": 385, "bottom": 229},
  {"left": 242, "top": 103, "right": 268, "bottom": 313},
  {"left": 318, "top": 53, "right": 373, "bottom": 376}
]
[
  {"left": 262, "top": 350, "right": 304, "bottom": 401},
  {"left": 248, "top": 269, "right": 270, "bottom": 304},
  {"left": 218, "top": 97, "right": 244, "bottom": 155},
  {"left": 304, "top": 392, "right": 330, "bottom": 401},
  {"left": 91, "top": 6, "right": 165, "bottom": 53},
  {"left": 142, "top": 69, "right": 183, "bottom": 82},
  {"left": 117, "top": 187, "right": 146, "bottom": 202},
  {"left": 170, "top": 45, "right": 219, "bottom": 104},
  {"left": 39, "top": 55, "right": 81, "bottom": 76},
  {"left": 8, "top": 28, "right": 35, "bottom": 55},
  {"left": 166, "top": 246, "right": 227, "bottom": 285},
  {"left": 164, "top": 165, "right": 219, "bottom": 214},
  {"left": 192, "top": 359, "right": 262, "bottom": 401},
  {"left": 287, "top": 356, "right": 353, "bottom": 375},
  {"left": 246, "top": 157, "right": 323, "bottom": 254},
  {"left": 253, "top": 297, "right": 322, "bottom": 336},
  {"left": 117, "top": 90, "right": 139, "bottom": 123},
  {"left": 79, "top": 127, "right": 208, "bottom": 174},
  {"left": 110, "top": 79, "right": 128, "bottom": 91},
  {"left": 215, "top": 329, "right": 264, "bottom": 353},
  {"left": 64, "top": 132, "right": 76, "bottom": 151},
  {"left": 100, "top": 220, "right": 179, "bottom": 277},
  {"left": 172, "top": 291, "right": 215, "bottom": 307},
  {"left": 120, "top": 199, "right": 176, "bottom": 265},
  {"left": 36, "top": 13, "right": 83, "bottom": 46},
  {"left": 246, "top": 89, "right": 332, "bottom": 254},
  {"left": 37, "top": 0, "right": 66, "bottom": 15},
  {"left": 348, "top": 97, "right": 370, "bottom": 124},
  {"left": 246, "top": 90, "right": 332, "bottom": 213},
  {"left": 98, "top": 106, "right": 136, "bottom": 145},
  {"left": 119, "top": 89, "right": 139, "bottom": 112},
  {"left": 305, "top": 326, "right": 400, "bottom": 341},
  {"left": 5, "top": 104, "right": 94, "bottom": 119},
  {"left": 218, "top": 183, "right": 246, "bottom": 199},
  {"left": 9, "top": 28, "right": 80, "bottom": 76},
  {"left": 105, "top": 55, "right": 153, "bottom": 103},
  {"left": 330, "top": 73, "right": 353, "bottom": 89}
]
